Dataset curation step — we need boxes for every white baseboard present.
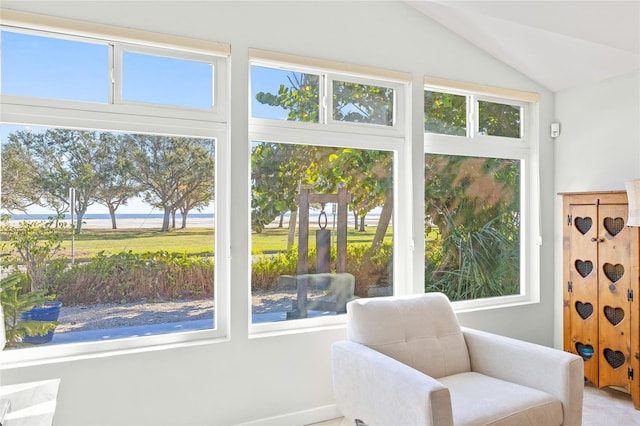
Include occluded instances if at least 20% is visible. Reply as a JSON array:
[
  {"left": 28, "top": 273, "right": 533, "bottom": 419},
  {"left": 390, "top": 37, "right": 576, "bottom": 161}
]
[{"left": 235, "top": 404, "right": 342, "bottom": 426}]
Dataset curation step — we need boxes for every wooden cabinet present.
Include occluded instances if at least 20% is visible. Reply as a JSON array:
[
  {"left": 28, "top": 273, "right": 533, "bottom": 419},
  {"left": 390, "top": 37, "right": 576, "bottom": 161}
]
[{"left": 561, "top": 191, "right": 640, "bottom": 409}]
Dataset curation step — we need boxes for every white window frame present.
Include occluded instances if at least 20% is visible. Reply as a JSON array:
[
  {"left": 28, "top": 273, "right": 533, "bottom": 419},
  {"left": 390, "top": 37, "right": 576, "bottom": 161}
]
[
  {"left": 0, "top": 11, "right": 230, "bottom": 366},
  {"left": 248, "top": 51, "right": 413, "bottom": 336},
  {"left": 424, "top": 77, "right": 541, "bottom": 312}
]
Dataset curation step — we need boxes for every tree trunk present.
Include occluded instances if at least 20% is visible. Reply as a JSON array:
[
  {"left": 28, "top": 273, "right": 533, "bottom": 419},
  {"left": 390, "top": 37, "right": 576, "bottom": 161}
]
[
  {"left": 181, "top": 211, "right": 188, "bottom": 229},
  {"left": 371, "top": 190, "right": 393, "bottom": 249},
  {"left": 75, "top": 210, "right": 86, "bottom": 234},
  {"left": 108, "top": 204, "right": 118, "bottom": 229},
  {"left": 359, "top": 214, "right": 366, "bottom": 232},
  {"left": 353, "top": 211, "right": 359, "bottom": 230},
  {"left": 287, "top": 208, "right": 297, "bottom": 250},
  {"left": 161, "top": 207, "right": 172, "bottom": 232},
  {"left": 171, "top": 210, "right": 176, "bottom": 229},
  {"left": 278, "top": 212, "right": 285, "bottom": 228}
]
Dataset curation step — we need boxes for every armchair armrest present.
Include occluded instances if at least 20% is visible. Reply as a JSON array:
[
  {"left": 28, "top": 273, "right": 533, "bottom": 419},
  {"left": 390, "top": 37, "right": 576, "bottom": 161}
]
[
  {"left": 332, "top": 340, "right": 453, "bottom": 426},
  {"left": 463, "top": 327, "right": 583, "bottom": 426}
]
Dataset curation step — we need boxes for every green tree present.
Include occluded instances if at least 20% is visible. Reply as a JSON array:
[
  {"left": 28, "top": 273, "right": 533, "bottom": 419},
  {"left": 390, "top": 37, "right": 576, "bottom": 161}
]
[
  {"left": 0, "top": 138, "right": 41, "bottom": 212},
  {"left": 93, "top": 133, "right": 140, "bottom": 229},
  {"left": 5, "top": 129, "right": 114, "bottom": 234},
  {"left": 125, "top": 135, "right": 214, "bottom": 232},
  {"left": 251, "top": 142, "right": 306, "bottom": 234}
]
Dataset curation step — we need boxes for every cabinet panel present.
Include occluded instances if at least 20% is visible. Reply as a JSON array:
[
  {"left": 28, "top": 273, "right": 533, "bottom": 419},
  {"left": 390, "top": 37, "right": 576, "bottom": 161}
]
[
  {"left": 597, "top": 203, "right": 631, "bottom": 390},
  {"left": 568, "top": 204, "right": 599, "bottom": 384}
]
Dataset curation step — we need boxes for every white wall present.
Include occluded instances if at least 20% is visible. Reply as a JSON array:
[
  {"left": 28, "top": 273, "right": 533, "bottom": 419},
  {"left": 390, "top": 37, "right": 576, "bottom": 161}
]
[
  {"left": 553, "top": 70, "right": 640, "bottom": 347},
  {"left": 0, "top": 2, "right": 557, "bottom": 425}
]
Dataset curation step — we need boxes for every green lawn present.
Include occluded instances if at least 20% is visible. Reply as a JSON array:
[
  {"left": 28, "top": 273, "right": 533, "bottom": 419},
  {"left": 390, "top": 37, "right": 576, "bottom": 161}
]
[
  {"left": 59, "top": 225, "right": 394, "bottom": 259},
  {"left": 61, "top": 228, "right": 216, "bottom": 259}
]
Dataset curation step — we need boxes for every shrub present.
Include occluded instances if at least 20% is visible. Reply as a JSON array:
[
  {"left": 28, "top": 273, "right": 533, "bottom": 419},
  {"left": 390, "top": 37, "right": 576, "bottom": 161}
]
[
  {"left": 345, "top": 242, "right": 393, "bottom": 297},
  {"left": 251, "top": 247, "right": 298, "bottom": 291},
  {"left": 53, "top": 251, "right": 214, "bottom": 305},
  {"left": 250, "top": 243, "right": 392, "bottom": 296}
]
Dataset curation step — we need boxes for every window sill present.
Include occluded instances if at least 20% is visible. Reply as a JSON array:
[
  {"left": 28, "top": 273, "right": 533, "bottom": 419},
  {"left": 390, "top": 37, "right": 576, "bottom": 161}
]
[
  {"left": 0, "top": 325, "right": 225, "bottom": 369},
  {"left": 452, "top": 293, "right": 539, "bottom": 314}
]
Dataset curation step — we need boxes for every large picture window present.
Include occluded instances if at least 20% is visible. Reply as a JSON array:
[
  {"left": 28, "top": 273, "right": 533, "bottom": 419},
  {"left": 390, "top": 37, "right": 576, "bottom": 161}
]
[
  {"left": 424, "top": 154, "right": 520, "bottom": 300},
  {"left": 0, "top": 22, "right": 228, "bottom": 357}
]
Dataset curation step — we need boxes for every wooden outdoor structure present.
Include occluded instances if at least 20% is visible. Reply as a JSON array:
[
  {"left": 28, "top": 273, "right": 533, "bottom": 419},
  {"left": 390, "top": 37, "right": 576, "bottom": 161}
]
[{"left": 287, "top": 187, "right": 354, "bottom": 319}]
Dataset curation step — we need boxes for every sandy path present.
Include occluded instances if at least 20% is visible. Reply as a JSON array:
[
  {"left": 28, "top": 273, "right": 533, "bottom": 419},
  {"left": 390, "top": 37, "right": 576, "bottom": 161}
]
[{"left": 55, "top": 291, "right": 304, "bottom": 332}]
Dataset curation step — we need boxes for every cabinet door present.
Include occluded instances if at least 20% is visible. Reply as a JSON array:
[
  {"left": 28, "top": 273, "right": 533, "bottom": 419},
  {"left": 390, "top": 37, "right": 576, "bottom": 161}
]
[
  {"left": 598, "top": 203, "right": 632, "bottom": 391},
  {"left": 567, "top": 204, "right": 599, "bottom": 385}
]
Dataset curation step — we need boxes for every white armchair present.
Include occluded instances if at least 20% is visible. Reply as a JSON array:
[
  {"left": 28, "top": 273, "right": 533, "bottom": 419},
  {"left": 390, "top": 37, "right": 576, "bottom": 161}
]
[{"left": 332, "top": 293, "right": 583, "bottom": 426}]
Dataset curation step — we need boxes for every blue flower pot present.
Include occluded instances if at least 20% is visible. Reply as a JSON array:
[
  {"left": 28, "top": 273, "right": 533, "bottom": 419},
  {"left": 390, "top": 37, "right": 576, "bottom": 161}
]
[{"left": 20, "top": 301, "right": 63, "bottom": 345}]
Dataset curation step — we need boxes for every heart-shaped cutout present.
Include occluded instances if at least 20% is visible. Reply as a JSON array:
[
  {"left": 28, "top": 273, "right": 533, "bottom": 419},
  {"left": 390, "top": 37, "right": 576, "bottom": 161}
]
[
  {"left": 603, "top": 263, "right": 624, "bottom": 283},
  {"left": 575, "top": 301, "right": 593, "bottom": 320},
  {"left": 575, "top": 342, "right": 594, "bottom": 361},
  {"left": 604, "top": 306, "right": 624, "bottom": 326},
  {"left": 575, "top": 217, "right": 593, "bottom": 235},
  {"left": 575, "top": 260, "right": 593, "bottom": 278},
  {"left": 604, "top": 217, "right": 625, "bottom": 237},
  {"left": 604, "top": 348, "right": 626, "bottom": 369}
]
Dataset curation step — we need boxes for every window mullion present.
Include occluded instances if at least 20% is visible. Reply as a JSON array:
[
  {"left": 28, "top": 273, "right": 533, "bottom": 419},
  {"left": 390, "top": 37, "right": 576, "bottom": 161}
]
[
  {"left": 112, "top": 44, "right": 123, "bottom": 105},
  {"left": 467, "top": 95, "right": 475, "bottom": 138},
  {"left": 320, "top": 74, "right": 328, "bottom": 124},
  {"left": 108, "top": 43, "right": 115, "bottom": 104}
]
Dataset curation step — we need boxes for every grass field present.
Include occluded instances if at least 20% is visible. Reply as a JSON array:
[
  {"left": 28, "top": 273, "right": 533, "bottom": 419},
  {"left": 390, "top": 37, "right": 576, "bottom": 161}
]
[
  {"left": 58, "top": 225, "right": 395, "bottom": 259},
  {"left": 60, "top": 228, "right": 216, "bottom": 258}
]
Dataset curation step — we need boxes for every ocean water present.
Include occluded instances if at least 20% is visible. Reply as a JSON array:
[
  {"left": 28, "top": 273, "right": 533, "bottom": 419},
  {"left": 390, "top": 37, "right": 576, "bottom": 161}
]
[{"left": 8, "top": 213, "right": 215, "bottom": 221}]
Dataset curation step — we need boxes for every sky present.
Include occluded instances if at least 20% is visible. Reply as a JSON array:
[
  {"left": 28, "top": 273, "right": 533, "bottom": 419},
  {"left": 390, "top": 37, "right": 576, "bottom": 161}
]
[{"left": 1, "top": 29, "right": 292, "bottom": 215}]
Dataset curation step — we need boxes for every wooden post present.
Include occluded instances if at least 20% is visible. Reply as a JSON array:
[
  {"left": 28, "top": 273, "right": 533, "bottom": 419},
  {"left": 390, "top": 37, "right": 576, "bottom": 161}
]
[
  {"left": 337, "top": 187, "right": 349, "bottom": 273},
  {"left": 288, "top": 187, "right": 351, "bottom": 319}
]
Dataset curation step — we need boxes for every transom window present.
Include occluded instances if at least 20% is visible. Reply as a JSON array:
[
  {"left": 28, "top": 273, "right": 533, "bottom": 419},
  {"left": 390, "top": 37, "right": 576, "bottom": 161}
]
[
  {"left": 1, "top": 30, "right": 109, "bottom": 103},
  {"left": 251, "top": 56, "right": 402, "bottom": 134},
  {"left": 424, "top": 89, "right": 523, "bottom": 139}
]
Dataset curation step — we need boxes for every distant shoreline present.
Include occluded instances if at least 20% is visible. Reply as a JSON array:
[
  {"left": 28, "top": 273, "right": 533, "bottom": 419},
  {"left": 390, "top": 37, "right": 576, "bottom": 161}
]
[
  {"left": 7, "top": 216, "right": 215, "bottom": 230},
  {"left": 4, "top": 212, "right": 387, "bottom": 230}
]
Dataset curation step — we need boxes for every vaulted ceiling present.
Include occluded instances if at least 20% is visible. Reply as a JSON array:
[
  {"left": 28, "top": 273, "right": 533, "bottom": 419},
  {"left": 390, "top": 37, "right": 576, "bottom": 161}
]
[{"left": 406, "top": 0, "right": 640, "bottom": 92}]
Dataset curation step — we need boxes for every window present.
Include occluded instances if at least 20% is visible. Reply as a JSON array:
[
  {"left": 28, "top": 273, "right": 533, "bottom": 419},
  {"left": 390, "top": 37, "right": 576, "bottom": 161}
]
[
  {"left": 1, "top": 30, "right": 109, "bottom": 103},
  {"left": 331, "top": 80, "right": 395, "bottom": 126},
  {"left": 251, "top": 66, "right": 320, "bottom": 122},
  {"left": 424, "top": 78, "right": 539, "bottom": 309},
  {"left": 120, "top": 48, "right": 214, "bottom": 109},
  {"left": 0, "top": 19, "right": 229, "bottom": 359},
  {"left": 424, "top": 90, "right": 466, "bottom": 136},
  {"left": 478, "top": 100, "right": 521, "bottom": 138},
  {"left": 249, "top": 51, "right": 409, "bottom": 329}
]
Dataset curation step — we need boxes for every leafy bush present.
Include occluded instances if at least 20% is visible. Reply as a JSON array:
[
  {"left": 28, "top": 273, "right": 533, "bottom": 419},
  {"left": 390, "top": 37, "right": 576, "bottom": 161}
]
[
  {"left": 345, "top": 243, "right": 392, "bottom": 297},
  {"left": 425, "top": 216, "right": 519, "bottom": 301},
  {"left": 251, "top": 247, "right": 299, "bottom": 291},
  {"left": 1, "top": 273, "right": 57, "bottom": 348},
  {"left": 53, "top": 251, "right": 213, "bottom": 305},
  {"left": 0, "top": 217, "right": 66, "bottom": 293},
  {"left": 251, "top": 243, "right": 392, "bottom": 296}
]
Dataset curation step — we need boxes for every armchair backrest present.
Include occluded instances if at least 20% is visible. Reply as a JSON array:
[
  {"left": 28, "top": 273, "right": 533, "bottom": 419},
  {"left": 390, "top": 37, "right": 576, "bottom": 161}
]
[{"left": 346, "top": 292, "right": 470, "bottom": 378}]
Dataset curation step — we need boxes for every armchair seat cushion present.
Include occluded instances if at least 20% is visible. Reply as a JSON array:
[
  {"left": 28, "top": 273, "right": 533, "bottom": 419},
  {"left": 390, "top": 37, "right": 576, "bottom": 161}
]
[{"left": 439, "top": 372, "right": 563, "bottom": 426}]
